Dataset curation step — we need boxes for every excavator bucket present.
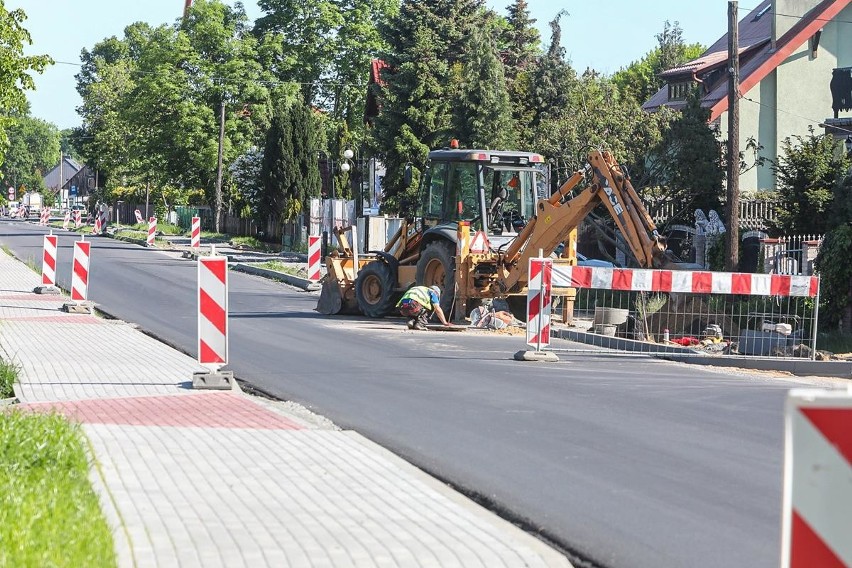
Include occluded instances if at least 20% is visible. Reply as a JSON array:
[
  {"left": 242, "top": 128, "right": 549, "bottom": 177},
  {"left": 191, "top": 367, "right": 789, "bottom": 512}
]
[
  {"left": 316, "top": 279, "right": 344, "bottom": 315},
  {"left": 314, "top": 255, "right": 361, "bottom": 315}
]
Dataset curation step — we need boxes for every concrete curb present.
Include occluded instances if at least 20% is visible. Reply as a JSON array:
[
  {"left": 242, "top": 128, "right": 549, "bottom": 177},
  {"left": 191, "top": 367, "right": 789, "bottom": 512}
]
[
  {"left": 554, "top": 328, "right": 852, "bottom": 378},
  {"left": 231, "top": 262, "right": 320, "bottom": 291},
  {"left": 658, "top": 354, "right": 852, "bottom": 378},
  {"left": 555, "top": 328, "right": 701, "bottom": 355}
]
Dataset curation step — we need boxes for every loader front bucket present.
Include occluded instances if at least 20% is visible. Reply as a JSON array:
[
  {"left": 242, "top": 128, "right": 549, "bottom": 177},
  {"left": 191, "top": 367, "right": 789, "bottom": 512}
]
[{"left": 316, "top": 279, "right": 344, "bottom": 315}]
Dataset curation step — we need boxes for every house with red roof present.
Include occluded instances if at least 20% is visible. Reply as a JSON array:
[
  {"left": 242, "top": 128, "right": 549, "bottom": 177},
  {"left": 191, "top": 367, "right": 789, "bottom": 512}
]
[{"left": 644, "top": 0, "right": 852, "bottom": 191}]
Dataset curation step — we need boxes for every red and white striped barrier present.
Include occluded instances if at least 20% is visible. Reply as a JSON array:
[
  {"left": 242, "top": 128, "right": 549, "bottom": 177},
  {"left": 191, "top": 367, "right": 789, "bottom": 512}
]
[
  {"left": 198, "top": 255, "right": 228, "bottom": 366},
  {"left": 62, "top": 210, "right": 70, "bottom": 230},
  {"left": 74, "top": 209, "right": 82, "bottom": 227},
  {"left": 40, "top": 207, "right": 50, "bottom": 226},
  {"left": 781, "top": 389, "right": 852, "bottom": 567},
  {"left": 41, "top": 234, "right": 58, "bottom": 286},
  {"left": 147, "top": 217, "right": 157, "bottom": 246},
  {"left": 552, "top": 266, "right": 820, "bottom": 298},
  {"left": 99, "top": 209, "right": 108, "bottom": 231},
  {"left": 526, "top": 257, "right": 553, "bottom": 349},
  {"left": 93, "top": 214, "right": 102, "bottom": 235},
  {"left": 71, "top": 238, "right": 91, "bottom": 301},
  {"left": 307, "top": 235, "right": 321, "bottom": 281},
  {"left": 191, "top": 216, "right": 201, "bottom": 248},
  {"left": 134, "top": 209, "right": 144, "bottom": 224}
]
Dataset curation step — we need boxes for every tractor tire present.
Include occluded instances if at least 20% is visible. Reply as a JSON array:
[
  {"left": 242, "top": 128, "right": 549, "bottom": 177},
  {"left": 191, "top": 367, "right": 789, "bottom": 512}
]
[
  {"left": 415, "top": 240, "right": 456, "bottom": 315},
  {"left": 355, "top": 261, "right": 399, "bottom": 318},
  {"left": 506, "top": 296, "right": 528, "bottom": 322}
]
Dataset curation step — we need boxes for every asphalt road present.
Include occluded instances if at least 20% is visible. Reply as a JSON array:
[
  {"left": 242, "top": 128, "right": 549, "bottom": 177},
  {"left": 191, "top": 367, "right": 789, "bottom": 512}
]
[{"left": 0, "top": 219, "right": 819, "bottom": 568}]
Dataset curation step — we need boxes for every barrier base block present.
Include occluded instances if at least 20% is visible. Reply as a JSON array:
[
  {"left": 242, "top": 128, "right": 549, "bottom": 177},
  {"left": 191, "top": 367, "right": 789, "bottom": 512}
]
[
  {"left": 192, "top": 370, "right": 235, "bottom": 390},
  {"left": 514, "top": 349, "right": 560, "bottom": 363},
  {"left": 33, "top": 285, "right": 61, "bottom": 295},
  {"left": 62, "top": 302, "right": 93, "bottom": 314}
]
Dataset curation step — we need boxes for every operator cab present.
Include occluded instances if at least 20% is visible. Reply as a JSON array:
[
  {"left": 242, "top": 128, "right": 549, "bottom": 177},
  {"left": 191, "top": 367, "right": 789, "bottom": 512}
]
[{"left": 418, "top": 149, "right": 547, "bottom": 250}]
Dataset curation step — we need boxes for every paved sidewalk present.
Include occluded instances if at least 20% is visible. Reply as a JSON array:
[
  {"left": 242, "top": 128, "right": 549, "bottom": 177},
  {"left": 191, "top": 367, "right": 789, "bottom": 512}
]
[{"left": 0, "top": 250, "right": 571, "bottom": 568}]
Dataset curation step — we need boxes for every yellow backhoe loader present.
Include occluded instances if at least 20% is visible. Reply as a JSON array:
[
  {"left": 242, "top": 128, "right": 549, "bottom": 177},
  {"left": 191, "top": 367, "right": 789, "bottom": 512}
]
[{"left": 316, "top": 147, "right": 685, "bottom": 320}]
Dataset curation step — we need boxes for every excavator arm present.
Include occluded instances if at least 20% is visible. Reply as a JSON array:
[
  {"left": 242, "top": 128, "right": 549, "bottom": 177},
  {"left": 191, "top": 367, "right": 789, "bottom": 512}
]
[{"left": 498, "top": 150, "right": 669, "bottom": 293}]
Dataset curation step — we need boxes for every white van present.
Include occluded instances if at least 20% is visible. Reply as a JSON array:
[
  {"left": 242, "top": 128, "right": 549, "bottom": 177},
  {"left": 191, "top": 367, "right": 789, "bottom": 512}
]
[{"left": 7, "top": 201, "right": 20, "bottom": 217}]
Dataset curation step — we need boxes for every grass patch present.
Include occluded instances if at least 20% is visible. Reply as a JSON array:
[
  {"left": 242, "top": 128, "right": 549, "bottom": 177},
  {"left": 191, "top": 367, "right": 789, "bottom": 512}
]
[
  {"left": 1, "top": 244, "right": 12, "bottom": 257},
  {"left": 0, "top": 359, "right": 17, "bottom": 399},
  {"left": 156, "top": 222, "right": 184, "bottom": 236},
  {"left": 199, "top": 231, "right": 230, "bottom": 242},
  {"left": 256, "top": 261, "right": 306, "bottom": 277},
  {"left": 817, "top": 330, "right": 852, "bottom": 354},
  {"left": 0, "top": 411, "right": 116, "bottom": 567},
  {"left": 230, "top": 236, "right": 280, "bottom": 252},
  {"left": 114, "top": 229, "right": 147, "bottom": 240}
]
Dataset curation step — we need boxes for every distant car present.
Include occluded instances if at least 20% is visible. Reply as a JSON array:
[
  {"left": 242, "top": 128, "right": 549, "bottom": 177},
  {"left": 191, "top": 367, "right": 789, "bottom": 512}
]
[{"left": 576, "top": 253, "right": 616, "bottom": 268}]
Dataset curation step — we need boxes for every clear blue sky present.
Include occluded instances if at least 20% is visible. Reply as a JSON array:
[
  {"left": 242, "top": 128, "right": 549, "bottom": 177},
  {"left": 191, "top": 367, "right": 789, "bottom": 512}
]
[{"left": 10, "top": 0, "right": 733, "bottom": 130}]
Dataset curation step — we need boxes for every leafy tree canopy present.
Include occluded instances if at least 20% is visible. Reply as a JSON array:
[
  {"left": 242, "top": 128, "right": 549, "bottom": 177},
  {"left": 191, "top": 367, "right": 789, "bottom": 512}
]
[
  {"left": 0, "top": 5, "right": 52, "bottom": 166},
  {"left": 612, "top": 20, "right": 704, "bottom": 105}
]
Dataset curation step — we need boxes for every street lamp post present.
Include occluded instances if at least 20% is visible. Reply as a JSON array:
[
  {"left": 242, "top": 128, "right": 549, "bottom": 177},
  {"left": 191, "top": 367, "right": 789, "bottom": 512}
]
[{"left": 340, "top": 148, "right": 369, "bottom": 248}]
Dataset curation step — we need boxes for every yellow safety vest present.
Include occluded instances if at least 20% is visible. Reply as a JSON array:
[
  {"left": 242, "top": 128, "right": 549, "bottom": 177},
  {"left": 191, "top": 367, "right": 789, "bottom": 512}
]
[{"left": 397, "top": 286, "right": 433, "bottom": 309}]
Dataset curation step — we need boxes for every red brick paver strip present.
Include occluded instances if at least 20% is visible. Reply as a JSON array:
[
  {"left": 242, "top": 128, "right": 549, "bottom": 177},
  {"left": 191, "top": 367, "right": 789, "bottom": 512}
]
[{"left": 20, "top": 392, "right": 304, "bottom": 430}]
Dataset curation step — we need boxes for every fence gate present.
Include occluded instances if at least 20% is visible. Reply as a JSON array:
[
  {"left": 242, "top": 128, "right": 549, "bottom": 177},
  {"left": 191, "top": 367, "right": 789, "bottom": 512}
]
[{"left": 547, "top": 264, "right": 821, "bottom": 361}]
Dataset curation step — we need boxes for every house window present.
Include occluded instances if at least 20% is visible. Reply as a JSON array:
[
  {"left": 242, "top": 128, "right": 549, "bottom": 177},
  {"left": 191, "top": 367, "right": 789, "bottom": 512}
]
[{"left": 668, "top": 81, "right": 692, "bottom": 101}]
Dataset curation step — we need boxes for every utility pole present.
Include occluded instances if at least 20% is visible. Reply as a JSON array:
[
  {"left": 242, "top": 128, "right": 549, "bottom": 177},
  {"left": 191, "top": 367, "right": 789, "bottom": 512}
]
[
  {"left": 215, "top": 96, "right": 226, "bottom": 233},
  {"left": 725, "top": 0, "right": 740, "bottom": 271}
]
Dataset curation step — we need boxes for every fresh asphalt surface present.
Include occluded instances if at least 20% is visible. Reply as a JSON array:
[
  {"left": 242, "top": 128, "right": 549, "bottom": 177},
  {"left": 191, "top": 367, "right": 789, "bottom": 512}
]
[{"left": 0, "top": 220, "right": 824, "bottom": 568}]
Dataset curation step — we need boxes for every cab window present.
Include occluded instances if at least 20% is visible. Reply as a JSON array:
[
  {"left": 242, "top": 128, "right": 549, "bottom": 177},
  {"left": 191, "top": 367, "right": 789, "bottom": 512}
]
[
  {"left": 445, "top": 162, "right": 480, "bottom": 222},
  {"left": 422, "top": 162, "right": 449, "bottom": 220}
]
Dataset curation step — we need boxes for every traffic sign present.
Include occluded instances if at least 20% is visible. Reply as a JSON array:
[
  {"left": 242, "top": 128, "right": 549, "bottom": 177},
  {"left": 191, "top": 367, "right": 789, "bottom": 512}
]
[
  {"left": 70, "top": 185, "right": 78, "bottom": 196},
  {"left": 7, "top": 187, "right": 14, "bottom": 200}
]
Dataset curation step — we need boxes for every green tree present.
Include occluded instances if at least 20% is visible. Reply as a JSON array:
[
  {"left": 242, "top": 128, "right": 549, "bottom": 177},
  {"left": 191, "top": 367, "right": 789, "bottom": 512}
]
[
  {"left": 372, "top": 0, "right": 488, "bottom": 214},
  {"left": 0, "top": 5, "right": 52, "bottom": 165},
  {"left": 260, "top": 100, "right": 320, "bottom": 224},
  {"left": 612, "top": 20, "right": 704, "bottom": 105},
  {"left": 647, "top": 92, "right": 723, "bottom": 218},
  {"left": 527, "top": 11, "right": 576, "bottom": 130},
  {"left": 2, "top": 114, "right": 60, "bottom": 195},
  {"left": 75, "top": 1, "right": 279, "bottom": 213},
  {"left": 772, "top": 131, "right": 850, "bottom": 235},
  {"left": 453, "top": 26, "right": 513, "bottom": 149},
  {"left": 501, "top": 0, "right": 541, "bottom": 144}
]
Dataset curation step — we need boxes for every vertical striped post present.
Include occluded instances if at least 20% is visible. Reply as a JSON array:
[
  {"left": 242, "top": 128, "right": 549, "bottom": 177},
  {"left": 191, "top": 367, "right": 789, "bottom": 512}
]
[
  {"left": 134, "top": 209, "right": 144, "bottom": 224},
  {"left": 147, "top": 217, "right": 157, "bottom": 247},
  {"left": 71, "top": 238, "right": 91, "bottom": 301},
  {"left": 781, "top": 389, "right": 852, "bottom": 567},
  {"left": 526, "top": 257, "right": 553, "bottom": 350},
  {"left": 62, "top": 210, "right": 70, "bottom": 230},
  {"left": 307, "top": 235, "right": 321, "bottom": 282},
  {"left": 41, "top": 234, "right": 58, "bottom": 286},
  {"left": 74, "top": 209, "right": 82, "bottom": 228},
  {"left": 191, "top": 216, "right": 201, "bottom": 249},
  {"left": 198, "top": 255, "right": 228, "bottom": 368},
  {"left": 93, "top": 214, "right": 102, "bottom": 235},
  {"left": 40, "top": 207, "right": 49, "bottom": 226}
]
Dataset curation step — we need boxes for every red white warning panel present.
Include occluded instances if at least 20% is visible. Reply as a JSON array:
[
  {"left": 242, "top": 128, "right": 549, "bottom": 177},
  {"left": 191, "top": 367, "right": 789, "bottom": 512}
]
[
  {"left": 781, "top": 389, "right": 852, "bottom": 568},
  {"left": 552, "top": 266, "right": 819, "bottom": 298},
  {"left": 42, "top": 234, "right": 57, "bottom": 286},
  {"left": 470, "top": 230, "right": 491, "bottom": 253},
  {"left": 526, "top": 257, "right": 552, "bottom": 348},
  {"left": 307, "top": 235, "right": 321, "bottom": 281},
  {"left": 70, "top": 240, "right": 91, "bottom": 301},
  {"left": 191, "top": 216, "right": 201, "bottom": 248},
  {"left": 198, "top": 256, "right": 228, "bottom": 366}
]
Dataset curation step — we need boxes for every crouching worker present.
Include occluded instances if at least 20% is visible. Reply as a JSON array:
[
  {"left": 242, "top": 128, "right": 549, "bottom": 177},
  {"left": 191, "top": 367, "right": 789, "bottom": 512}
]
[{"left": 397, "top": 285, "right": 452, "bottom": 330}]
